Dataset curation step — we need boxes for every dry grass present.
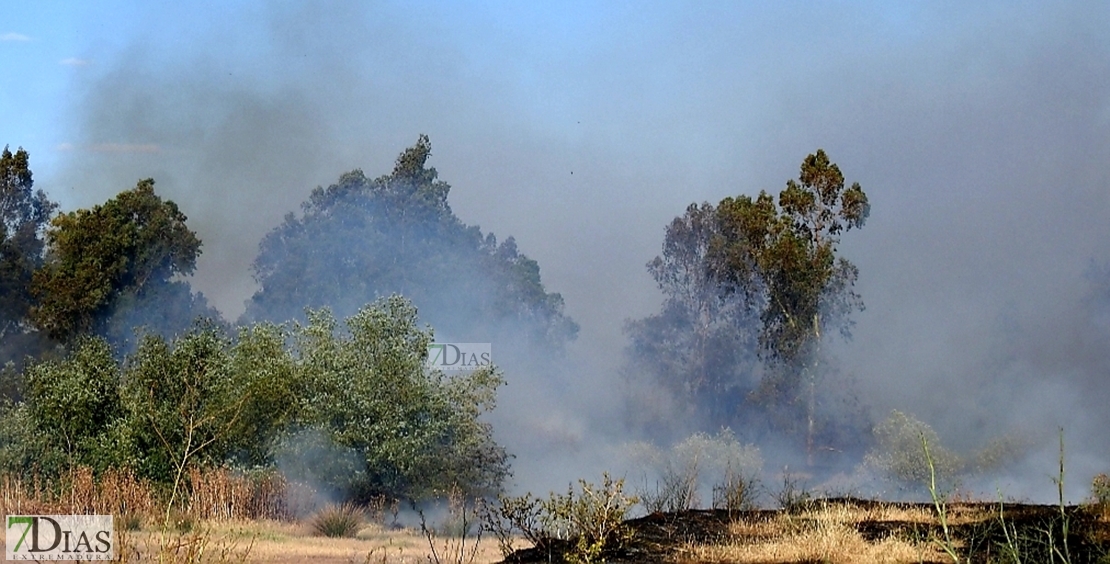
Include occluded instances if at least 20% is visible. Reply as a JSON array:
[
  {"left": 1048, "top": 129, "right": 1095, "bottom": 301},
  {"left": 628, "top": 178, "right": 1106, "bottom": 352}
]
[
  {"left": 0, "top": 467, "right": 158, "bottom": 517},
  {"left": 121, "top": 519, "right": 505, "bottom": 563},
  {"left": 669, "top": 500, "right": 991, "bottom": 564},
  {"left": 2, "top": 518, "right": 508, "bottom": 563}
]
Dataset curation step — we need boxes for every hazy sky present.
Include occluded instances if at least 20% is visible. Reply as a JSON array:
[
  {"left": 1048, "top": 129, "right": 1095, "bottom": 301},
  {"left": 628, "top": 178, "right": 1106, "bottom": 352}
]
[{"left": 4, "top": 1, "right": 1109, "bottom": 496}]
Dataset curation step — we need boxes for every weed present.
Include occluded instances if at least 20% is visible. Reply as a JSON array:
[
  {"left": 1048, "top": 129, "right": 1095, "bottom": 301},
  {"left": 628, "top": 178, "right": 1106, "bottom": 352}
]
[
  {"left": 922, "top": 432, "right": 963, "bottom": 564},
  {"left": 712, "top": 465, "right": 759, "bottom": 515},
  {"left": 418, "top": 486, "right": 484, "bottom": 564},
  {"left": 543, "top": 473, "right": 638, "bottom": 563},
  {"left": 310, "top": 503, "right": 365, "bottom": 538},
  {"left": 482, "top": 491, "right": 547, "bottom": 557},
  {"left": 774, "top": 469, "right": 813, "bottom": 514}
]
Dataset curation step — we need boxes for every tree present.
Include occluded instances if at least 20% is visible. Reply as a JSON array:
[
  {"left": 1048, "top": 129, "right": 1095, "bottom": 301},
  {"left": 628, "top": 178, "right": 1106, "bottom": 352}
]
[
  {"left": 624, "top": 203, "right": 760, "bottom": 432},
  {"left": 246, "top": 135, "right": 577, "bottom": 349},
  {"left": 712, "top": 149, "right": 870, "bottom": 463},
  {"left": 283, "top": 295, "right": 509, "bottom": 501},
  {"left": 30, "top": 179, "right": 218, "bottom": 346},
  {"left": 24, "top": 337, "right": 123, "bottom": 473},
  {"left": 0, "top": 146, "right": 58, "bottom": 368}
]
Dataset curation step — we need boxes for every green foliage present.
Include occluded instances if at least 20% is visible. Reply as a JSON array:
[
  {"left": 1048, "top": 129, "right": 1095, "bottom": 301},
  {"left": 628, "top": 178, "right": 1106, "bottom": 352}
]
[
  {"left": 25, "top": 336, "right": 122, "bottom": 472},
  {"left": 543, "top": 474, "right": 638, "bottom": 564},
  {"left": 31, "top": 178, "right": 215, "bottom": 343},
  {"left": 0, "top": 146, "right": 58, "bottom": 366},
  {"left": 624, "top": 202, "right": 760, "bottom": 430},
  {"left": 0, "top": 398, "right": 66, "bottom": 477},
  {"left": 1093, "top": 474, "right": 1110, "bottom": 506},
  {"left": 246, "top": 135, "right": 577, "bottom": 348},
  {"left": 627, "top": 151, "right": 870, "bottom": 455},
  {"left": 713, "top": 149, "right": 869, "bottom": 381},
  {"left": 864, "top": 410, "right": 963, "bottom": 490},
  {"left": 121, "top": 326, "right": 245, "bottom": 484},
  {"left": 489, "top": 474, "right": 637, "bottom": 563},
  {"left": 310, "top": 503, "right": 365, "bottom": 538},
  {"left": 286, "top": 295, "right": 508, "bottom": 501},
  {"left": 2, "top": 293, "right": 508, "bottom": 504}
]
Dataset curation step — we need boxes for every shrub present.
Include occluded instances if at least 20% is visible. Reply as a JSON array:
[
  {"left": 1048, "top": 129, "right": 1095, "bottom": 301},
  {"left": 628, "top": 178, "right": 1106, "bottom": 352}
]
[
  {"left": 864, "top": 410, "right": 962, "bottom": 490},
  {"left": 485, "top": 474, "right": 639, "bottom": 563},
  {"left": 630, "top": 428, "right": 762, "bottom": 513},
  {"left": 1093, "top": 473, "right": 1110, "bottom": 505},
  {"left": 543, "top": 474, "right": 638, "bottom": 563},
  {"left": 288, "top": 297, "right": 509, "bottom": 502},
  {"left": 310, "top": 503, "right": 365, "bottom": 538}
]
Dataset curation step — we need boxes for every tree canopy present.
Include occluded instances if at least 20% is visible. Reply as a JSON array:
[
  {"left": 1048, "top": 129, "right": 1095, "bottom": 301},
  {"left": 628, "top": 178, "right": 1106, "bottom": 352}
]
[
  {"left": 627, "top": 150, "right": 870, "bottom": 461},
  {"left": 246, "top": 135, "right": 578, "bottom": 348},
  {"left": 623, "top": 202, "right": 759, "bottom": 433},
  {"left": 0, "top": 295, "right": 508, "bottom": 502},
  {"left": 30, "top": 179, "right": 217, "bottom": 345},
  {"left": 0, "top": 146, "right": 57, "bottom": 358}
]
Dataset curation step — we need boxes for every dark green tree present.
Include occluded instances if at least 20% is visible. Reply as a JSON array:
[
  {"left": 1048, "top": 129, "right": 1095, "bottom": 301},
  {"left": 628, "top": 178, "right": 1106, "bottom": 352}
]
[
  {"left": 624, "top": 203, "right": 760, "bottom": 433},
  {"left": 0, "top": 146, "right": 58, "bottom": 373},
  {"left": 245, "top": 135, "right": 577, "bottom": 349},
  {"left": 30, "top": 179, "right": 218, "bottom": 346},
  {"left": 712, "top": 149, "right": 870, "bottom": 462}
]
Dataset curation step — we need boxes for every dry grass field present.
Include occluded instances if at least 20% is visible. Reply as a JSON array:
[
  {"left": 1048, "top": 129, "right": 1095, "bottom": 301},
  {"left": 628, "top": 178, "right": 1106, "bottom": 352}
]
[
  {"left": 505, "top": 497, "right": 1110, "bottom": 564},
  {"left": 2, "top": 465, "right": 1108, "bottom": 563}
]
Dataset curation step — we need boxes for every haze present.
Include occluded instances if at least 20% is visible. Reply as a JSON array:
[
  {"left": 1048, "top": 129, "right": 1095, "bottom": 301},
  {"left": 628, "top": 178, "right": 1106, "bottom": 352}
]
[{"left": 4, "top": 1, "right": 1108, "bottom": 500}]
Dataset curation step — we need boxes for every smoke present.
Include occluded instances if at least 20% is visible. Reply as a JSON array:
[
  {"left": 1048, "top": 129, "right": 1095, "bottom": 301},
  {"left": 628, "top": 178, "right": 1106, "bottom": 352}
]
[{"left": 39, "top": 1, "right": 1110, "bottom": 502}]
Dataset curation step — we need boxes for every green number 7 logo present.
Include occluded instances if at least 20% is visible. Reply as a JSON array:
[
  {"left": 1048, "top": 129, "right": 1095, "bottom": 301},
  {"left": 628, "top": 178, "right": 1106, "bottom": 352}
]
[{"left": 7, "top": 516, "right": 33, "bottom": 552}]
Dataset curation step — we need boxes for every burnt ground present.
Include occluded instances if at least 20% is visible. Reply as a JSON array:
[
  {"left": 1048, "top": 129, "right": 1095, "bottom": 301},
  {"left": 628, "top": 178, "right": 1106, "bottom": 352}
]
[{"left": 502, "top": 498, "right": 1110, "bottom": 563}]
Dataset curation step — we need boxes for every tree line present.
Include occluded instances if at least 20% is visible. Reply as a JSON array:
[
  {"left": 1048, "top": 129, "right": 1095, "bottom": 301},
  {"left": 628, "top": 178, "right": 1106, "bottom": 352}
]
[{"left": 0, "top": 138, "right": 574, "bottom": 501}]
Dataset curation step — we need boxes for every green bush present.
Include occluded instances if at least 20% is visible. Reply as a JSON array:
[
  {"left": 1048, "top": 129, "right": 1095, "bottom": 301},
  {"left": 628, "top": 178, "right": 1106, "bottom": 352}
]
[
  {"left": 864, "top": 410, "right": 963, "bottom": 490},
  {"left": 286, "top": 296, "right": 508, "bottom": 502},
  {"left": 486, "top": 474, "right": 638, "bottom": 563},
  {"left": 1, "top": 295, "right": 510, "bottom": 504}
]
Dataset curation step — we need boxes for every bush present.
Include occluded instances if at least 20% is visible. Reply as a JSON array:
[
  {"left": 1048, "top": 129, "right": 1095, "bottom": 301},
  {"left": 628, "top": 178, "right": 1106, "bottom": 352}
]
[
  {"left": 629, "top": 428, "right": 762, "bottom": 513},
  {"left": 486, "top": 474, "right": 638, "bottom": 563},
  {"left": 1093, "top": 473, "right": 1110, "bottom": 505},
  {"left": 864, "top": 410, "right": 963, "bottom": 490},
  {"left": 310, "top": 503, "right": 365, "bottom": 538},
  {"left": 543, "top": 474, "right": 638, "bottom": 563},
  {"left": 288, "top": 296, "right": 509, "bottom": 501}
]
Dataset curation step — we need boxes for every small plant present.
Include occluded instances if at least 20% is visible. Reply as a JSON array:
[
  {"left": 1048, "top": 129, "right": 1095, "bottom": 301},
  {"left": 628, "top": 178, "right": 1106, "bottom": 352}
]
[
  {"left": 483, "top": 474, "right": 638, "bottom": 563},
  {"left": 1093, "top": 474, "right": 1110, "bottom": 505},
  {"left": 482, "top": 491, "right": 547, "bottom": 557},
  {"left": 310, "top": 503, "right": 365, "bottom": 538},
  {"left": 638, "top": 469, "right": 698, "bottom": 514},
  {"left": 712, "top": 466, "right": 758, "bottom": 515},
  {"left": 543, "top": 473, "right": 638, "bottom": 564},
  {"left": 1050, "top": 429, "right": 1072, "bottom": 564},
  {"left": 922, "top": 432, "right": 963, "bottom": 564},
  {"left": 1093, "top": 473, "right": 1110, "bottom": 521},
  {"left": 774, "top": 469, "right": 813, "bottom": 514},
  {"left": 418, "top": 486, "right": 484, "bottom": 564}
]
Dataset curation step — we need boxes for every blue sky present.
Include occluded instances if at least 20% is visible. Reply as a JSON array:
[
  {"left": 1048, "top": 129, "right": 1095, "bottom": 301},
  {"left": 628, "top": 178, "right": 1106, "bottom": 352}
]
[{"left": 4, "top": 1, "right": 1110, "bottom": 494}]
